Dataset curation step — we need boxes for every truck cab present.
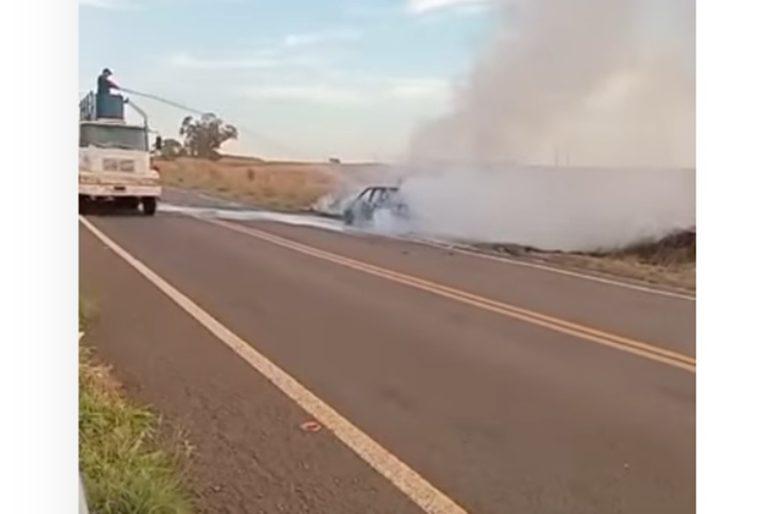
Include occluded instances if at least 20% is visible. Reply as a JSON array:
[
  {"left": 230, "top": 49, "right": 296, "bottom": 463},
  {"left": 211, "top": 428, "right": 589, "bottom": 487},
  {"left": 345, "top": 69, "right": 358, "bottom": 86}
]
[{"left": 78, "top": 92, "right": 161, "bottom": 215}]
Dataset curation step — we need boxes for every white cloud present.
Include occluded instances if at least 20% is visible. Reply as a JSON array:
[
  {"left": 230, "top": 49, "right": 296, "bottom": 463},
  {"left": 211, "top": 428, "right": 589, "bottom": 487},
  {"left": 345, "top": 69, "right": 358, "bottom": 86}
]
[
  {"left": 168, "top": 27, "right": 360, "bottom": 72},
  {"left": 79, "top": 0, "right": 138, "bottom": 9},
  {"left": 407, "top": 0, "right": 493, "bottom": 14},
  {"left": 282, "top": 28, "right": 362, "bottom": 48},
  {"left": 169, "top": 52, "right": 281, "bottom": 70},
  {"left": 386, "top": 78, "right": 450, "bottom": 99},
  {"left": 245, "top": 85, "right": 364, "bottom": 104},
  {"left": 243, "top": 77, "right": 450, "bottom": 105}
]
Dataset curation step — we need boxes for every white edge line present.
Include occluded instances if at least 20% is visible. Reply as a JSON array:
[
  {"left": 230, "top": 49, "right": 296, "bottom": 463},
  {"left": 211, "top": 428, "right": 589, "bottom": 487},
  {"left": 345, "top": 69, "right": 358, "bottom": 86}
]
[
  {"left": 79, "top": 215, "right": 466, "bottom": 514},
  {"left": 211, "top": 210, "right": 695, "bottom": 301},
  {"left": 394, "top": 236, "right": 695, "bottom": 302}
]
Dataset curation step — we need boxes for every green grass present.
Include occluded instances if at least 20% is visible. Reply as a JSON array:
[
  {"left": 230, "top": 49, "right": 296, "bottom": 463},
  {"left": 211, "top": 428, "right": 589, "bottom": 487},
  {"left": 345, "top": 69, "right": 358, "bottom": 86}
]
[{"left": 79, "top": 344, "right": 194, "bottom": 513}]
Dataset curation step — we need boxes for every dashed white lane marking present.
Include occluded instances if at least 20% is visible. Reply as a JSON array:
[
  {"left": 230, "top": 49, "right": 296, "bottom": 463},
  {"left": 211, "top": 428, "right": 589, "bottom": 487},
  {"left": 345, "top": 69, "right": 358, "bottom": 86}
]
[{"left": 79, "top": 216, "right": 467, "bottom": 514}]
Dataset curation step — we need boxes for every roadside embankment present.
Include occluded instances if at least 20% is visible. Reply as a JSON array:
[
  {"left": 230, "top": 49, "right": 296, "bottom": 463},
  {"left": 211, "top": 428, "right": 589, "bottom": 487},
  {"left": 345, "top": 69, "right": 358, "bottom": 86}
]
[{"left": 475, "top": 229, "right": 695, "bottom": 291}]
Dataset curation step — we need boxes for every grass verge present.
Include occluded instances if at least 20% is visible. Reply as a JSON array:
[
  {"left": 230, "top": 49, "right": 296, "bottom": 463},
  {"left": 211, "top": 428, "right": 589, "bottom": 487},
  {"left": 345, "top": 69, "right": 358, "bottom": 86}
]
[{"left": 79, "top": 343, "right": 194, "bottom": 513}]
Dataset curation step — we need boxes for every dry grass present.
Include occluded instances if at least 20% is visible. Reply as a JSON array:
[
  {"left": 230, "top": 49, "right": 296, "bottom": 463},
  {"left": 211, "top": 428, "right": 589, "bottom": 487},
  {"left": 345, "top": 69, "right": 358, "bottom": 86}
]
[
  {"left": 474, "top": 230, "right": 696, "bottom": 291},
  {"left": 544, "top": 253, "right": 695, "bottom": 291},
  {"left": 557, "top": 230, "right": 696, "bottom": 291},
  {"left": 154, "top": 156, "right": 340, "bottom": 211}
]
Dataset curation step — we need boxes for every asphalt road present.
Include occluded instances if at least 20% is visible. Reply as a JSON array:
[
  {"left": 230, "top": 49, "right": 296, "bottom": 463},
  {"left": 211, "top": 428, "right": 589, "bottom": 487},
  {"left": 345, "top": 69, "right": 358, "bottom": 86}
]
[{"left": 79, "top": 189, "right": 695, "bottom": 513}]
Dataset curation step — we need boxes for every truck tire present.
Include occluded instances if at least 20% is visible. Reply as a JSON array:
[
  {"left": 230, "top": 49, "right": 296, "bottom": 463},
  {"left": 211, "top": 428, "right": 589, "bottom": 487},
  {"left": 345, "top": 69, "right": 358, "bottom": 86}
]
[
  {"left": 79, "top": 195, "right": 90, "bottom": 214},
  {"left": 117, "top": 197, "right": 139, "bottom": 210},
  {"left": 142, "top": 197, "right": 157, "bottom": 216}
]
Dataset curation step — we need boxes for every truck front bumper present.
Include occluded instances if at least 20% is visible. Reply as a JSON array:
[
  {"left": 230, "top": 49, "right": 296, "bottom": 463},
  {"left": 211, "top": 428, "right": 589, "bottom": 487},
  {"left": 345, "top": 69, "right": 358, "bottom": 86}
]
[{"left": 79, "top": 184, "right": 161, "bottom": 198}]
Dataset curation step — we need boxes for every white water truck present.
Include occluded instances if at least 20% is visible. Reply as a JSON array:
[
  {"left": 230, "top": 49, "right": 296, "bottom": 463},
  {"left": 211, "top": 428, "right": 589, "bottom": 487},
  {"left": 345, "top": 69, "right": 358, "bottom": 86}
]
[{"left": 78, "top": 91, "right": 161, "bottom": 215}]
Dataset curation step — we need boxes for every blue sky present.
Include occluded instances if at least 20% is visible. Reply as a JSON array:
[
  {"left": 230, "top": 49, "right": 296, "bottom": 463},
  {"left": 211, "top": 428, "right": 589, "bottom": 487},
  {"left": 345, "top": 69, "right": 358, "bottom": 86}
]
[{"left": 79, "top": 0, "right": 495, "bottom": 161}]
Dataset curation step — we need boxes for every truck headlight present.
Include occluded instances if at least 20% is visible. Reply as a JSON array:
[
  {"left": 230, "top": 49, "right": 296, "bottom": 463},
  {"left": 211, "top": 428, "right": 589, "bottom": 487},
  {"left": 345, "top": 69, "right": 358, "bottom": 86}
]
[{"left": 79, "top": 175, "right": 99, "bottom": 185}]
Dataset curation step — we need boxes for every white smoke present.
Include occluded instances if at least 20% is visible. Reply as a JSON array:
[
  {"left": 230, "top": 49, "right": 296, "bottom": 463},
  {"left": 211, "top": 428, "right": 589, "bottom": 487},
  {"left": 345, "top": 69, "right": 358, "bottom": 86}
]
[
  {"left": 394, "top": 0, "right": 695, "bottom": 250},
  {"left": 398, "top": 165, "right": 694, "bottom": 251},
  {"left": 411, "top": 0, "right": 694, "bottom": 167}
]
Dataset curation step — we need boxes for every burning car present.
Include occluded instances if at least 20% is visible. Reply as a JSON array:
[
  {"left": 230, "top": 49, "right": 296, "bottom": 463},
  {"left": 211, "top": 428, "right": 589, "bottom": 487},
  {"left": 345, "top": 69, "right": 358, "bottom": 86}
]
[{"left": 342, "top": 186, "right": 410, "bottom": 226}]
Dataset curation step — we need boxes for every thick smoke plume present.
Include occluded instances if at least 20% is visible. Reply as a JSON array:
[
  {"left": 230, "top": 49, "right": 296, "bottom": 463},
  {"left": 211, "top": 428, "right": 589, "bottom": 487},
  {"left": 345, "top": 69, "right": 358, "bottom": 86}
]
[
  {"left": 398, "top": 165, "right": 694, "bottom": 251},
  {"left": 411, "top": 0, "right": 694, "bottom": 167},
  {"left": 394, "top": 0, "right": 695, "bottom": 250}
]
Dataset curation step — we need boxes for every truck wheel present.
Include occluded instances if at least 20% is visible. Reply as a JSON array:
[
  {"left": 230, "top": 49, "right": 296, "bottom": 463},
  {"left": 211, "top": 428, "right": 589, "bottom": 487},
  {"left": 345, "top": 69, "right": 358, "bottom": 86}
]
[
  {"left": 142, "top": 197, "right": 157, "bottom": 216},
  {"left": 117, "top": 197, "right": 139, "bottom": 210},
  {"left": 79, "top": 195, "right": 90, "bottom": 214}
]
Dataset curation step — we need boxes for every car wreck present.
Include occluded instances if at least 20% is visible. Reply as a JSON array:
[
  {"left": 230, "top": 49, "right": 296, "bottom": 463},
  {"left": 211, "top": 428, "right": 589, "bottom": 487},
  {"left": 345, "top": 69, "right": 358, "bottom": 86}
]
[{"left": 342, "top": 186, "right": 410, "bottom": 226}]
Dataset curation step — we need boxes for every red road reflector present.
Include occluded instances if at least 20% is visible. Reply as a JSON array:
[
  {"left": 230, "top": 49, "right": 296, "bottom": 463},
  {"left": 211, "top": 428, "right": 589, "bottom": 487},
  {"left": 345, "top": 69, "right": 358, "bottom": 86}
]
[{"left": 300, "top": 420, "right": 322, "bottom": 433}]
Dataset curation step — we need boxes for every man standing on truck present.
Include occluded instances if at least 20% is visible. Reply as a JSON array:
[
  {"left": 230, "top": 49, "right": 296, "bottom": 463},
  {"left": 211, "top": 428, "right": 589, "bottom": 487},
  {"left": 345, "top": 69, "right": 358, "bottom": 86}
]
[
  {"left": 95, "top": 68, "right": 123, "bottom": 119},
  {"left": 97, "top": 68, "right": 119, "bottom": 95}
]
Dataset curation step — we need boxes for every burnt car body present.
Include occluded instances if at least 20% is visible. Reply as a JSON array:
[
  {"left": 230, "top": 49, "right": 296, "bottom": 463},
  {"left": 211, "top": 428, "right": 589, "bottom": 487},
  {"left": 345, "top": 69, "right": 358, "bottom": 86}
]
[{"left": 342, "top": 186, "right": 409, "bottom": 226}]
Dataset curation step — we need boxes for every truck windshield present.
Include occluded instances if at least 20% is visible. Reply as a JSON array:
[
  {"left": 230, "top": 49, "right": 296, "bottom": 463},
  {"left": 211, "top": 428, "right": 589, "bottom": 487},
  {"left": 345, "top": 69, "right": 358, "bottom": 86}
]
[{"left": 80, "top": 124, "right": 147, "bottom": 151}]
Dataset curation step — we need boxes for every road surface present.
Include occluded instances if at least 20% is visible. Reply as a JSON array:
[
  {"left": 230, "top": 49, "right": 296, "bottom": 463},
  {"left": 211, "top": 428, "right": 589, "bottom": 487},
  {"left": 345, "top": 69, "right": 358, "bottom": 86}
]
[{"left": 79, "top": 189, "right": 695, "bottom": 513}]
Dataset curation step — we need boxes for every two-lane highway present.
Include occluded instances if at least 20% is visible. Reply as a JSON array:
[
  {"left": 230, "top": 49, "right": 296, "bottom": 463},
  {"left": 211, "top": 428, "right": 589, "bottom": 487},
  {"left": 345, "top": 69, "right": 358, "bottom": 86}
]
[{"left": 79, "top": 193, "right": 694, "bottom": 513}]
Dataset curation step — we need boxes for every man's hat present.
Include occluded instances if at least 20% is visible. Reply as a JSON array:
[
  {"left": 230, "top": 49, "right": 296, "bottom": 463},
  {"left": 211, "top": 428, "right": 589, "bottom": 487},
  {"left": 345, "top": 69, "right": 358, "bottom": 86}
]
[{"left": 102, "top": 68, "right": 112, "bottom": 75}]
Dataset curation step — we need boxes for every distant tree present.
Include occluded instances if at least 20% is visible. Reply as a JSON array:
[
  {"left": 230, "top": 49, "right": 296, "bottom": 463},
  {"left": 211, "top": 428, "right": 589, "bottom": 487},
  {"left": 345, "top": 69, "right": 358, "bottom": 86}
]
[
  {"left": 160, "top": 138, "right": 185, "bottom": 160},
  {"left": 179, "top": 113, "right": 238, "bottom": 159}
]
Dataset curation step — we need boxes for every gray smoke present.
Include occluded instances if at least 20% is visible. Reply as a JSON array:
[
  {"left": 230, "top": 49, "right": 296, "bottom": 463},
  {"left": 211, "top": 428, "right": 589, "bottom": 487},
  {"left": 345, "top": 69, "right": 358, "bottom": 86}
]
[
  {"left": 411, "top": 0, "right": 695, "bottom": 167},
  {"left": 395, "top": 0, "right": 695, "bottom": 250},
  {"left": 398, "top": 164, "right": 694, "bottom": 251}
]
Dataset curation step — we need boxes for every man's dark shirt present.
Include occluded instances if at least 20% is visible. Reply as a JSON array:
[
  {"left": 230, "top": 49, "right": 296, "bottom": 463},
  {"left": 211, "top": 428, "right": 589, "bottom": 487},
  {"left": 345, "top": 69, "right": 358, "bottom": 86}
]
[{"left": 97, "top": 75, "right": 117, "bottom": 95}]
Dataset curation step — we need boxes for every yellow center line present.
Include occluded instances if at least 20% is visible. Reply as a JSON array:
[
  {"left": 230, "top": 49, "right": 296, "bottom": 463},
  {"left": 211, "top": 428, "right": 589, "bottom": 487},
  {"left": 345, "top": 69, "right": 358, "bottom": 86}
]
[
  {"left": 80, "top": 216, "right": 467, "bottom": 514},
  {"left": 200, "top": 217, "right": 696, "bottom": 374}
]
